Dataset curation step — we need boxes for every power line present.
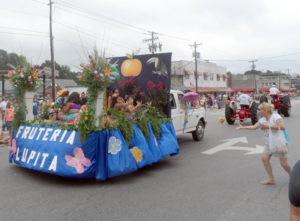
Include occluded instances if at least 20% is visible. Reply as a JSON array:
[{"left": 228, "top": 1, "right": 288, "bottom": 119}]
[
  {"left": 258, "top": 52, "right": 300, "bottom": 60},
  {"left": 0, "top": 25, "right": 48, "bottom": 34},
  {"left": 56, "top": 1, "right": 147, "bottom": 34},
  {"left": 0, "top": 31, "right": 48, "bottom": 38}
]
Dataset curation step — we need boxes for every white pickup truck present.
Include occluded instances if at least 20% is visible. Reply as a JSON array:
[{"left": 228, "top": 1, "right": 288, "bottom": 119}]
[{"left": 170, "top": 90, "right": 207, "bottom": 141}]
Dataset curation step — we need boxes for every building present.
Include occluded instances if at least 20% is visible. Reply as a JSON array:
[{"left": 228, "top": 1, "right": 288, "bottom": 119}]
[
  {"left": 171, "top": 60, "right": 230, "bottom": 94},
  {"left": 231, "top": 73, "right": 291, "bottom": 93}
]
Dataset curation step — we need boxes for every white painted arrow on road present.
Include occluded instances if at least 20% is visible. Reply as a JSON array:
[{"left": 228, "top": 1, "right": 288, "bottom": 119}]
[{"left": 202, "top": 136, "right": 264, "bottom": 155}]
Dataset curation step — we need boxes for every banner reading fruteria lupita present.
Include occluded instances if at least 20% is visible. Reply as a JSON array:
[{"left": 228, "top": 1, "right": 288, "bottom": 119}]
[{"left": 9, "top": 125, "right": 97, "bottom": 178}]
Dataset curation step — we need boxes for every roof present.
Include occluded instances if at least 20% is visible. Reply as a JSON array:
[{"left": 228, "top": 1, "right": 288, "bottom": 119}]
[
  {"left": 36, "top": 79, "right": 78, "bottom": 93},
  {"left": 189, "top": 87, "right": 232, "bottom": 93}
]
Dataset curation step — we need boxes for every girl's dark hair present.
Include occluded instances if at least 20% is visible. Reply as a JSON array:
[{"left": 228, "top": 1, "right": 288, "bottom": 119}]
[
  {"left": 67, "top": 92, "right": 81, "bottom": 104},
  {"left": 6, "top": 102, "right": 11, "bottom": 109},
  {"left": 111, "top": 96, "right": 119, "bottom": 108}
]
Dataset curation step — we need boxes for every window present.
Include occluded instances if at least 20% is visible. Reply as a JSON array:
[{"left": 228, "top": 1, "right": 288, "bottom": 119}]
[
  {"left": 210, "top": 74, "right": 214, "bottom": 80},
  {"left": 184, "top": 75, "right": 189, "bottom": 80},
  {"left": 170, "top": 94, "right": 176, "bottom": 109},
  {"left": 178, "top": 94, "right": 186, "bottom": 109},
  {"left": 223, "top": 77, "right": 226, "bottom": 81}
]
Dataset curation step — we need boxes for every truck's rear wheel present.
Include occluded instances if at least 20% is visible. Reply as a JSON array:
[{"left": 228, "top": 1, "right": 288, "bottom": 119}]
[
  {"left": 280, "top": 96, "right": 291, "bottom": 117},
  {"left": 225, "top": 104, "right": 235, "bottom": 125},
  {"left": 192, "top": 121, "right": 204, "bottom": 141},
  {"left": 250, "top": 102, "right": 258, "bottom": 125}
]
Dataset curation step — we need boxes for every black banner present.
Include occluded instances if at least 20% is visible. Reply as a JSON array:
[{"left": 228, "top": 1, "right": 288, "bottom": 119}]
[{"left": 109, "top": 53, "right": 172, "bottom": 117}]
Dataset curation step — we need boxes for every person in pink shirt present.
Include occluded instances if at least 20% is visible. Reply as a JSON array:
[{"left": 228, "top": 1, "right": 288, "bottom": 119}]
[{"left": 4, "top": 102, "right": 14, "bottom": 138}]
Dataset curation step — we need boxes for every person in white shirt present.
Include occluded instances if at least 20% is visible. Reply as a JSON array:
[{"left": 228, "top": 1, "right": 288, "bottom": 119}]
[
  {"left": 0, "top": 97, "right": 8, "bottom": 132},
  {"left": 270, "top": 84, "right": 280, "bottom": 95},
  {"left": 237, "top": 92, "right": 252, "bottom": 107},
  {"left": 236, "top": 102, "right": 291, "bottom": 185}
]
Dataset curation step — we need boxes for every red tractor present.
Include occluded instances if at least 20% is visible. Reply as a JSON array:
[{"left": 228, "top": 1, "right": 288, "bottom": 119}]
[
  {"left": 270, "top": 94, "right": 291, "bottom": 117},
  {"left": 225, "top": 100, "right": 259, "bottom": 125},
  {"left": 259, "top": 94, "right": 291, "bottom": 117}
]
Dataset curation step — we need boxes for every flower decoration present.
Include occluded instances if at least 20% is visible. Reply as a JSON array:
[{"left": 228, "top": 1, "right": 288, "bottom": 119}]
[
  {"left": 8, "top": 65, "right": 41, "bottom": 91},
  {"left": 130, "top": 146, "right": 143, "bottom": 162},
  {"left": 108, "top": 136, "right": 122, "bottom": 155},
  {"left": 65, "top": 147, "right": 91, "bottom": 174},
  {"left": 146, "top": 81, "right": 168, "bottom": 112},
  {"left": 10, "top": 139, "right": 17, "bottom": 155},
  {"left": 79, "top": 54, "right": 120, "bottom": 91}
]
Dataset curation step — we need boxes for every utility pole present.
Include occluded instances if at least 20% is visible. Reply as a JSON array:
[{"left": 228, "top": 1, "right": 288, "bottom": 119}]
[
  {"left": 143, "top": 31, "right": 162, "bottom": 54},
  {"left": 190, "top": 42, "right": 202, "bottom": 94},
  {"left": 249, "top": 59, "right": 258, "bottom": 93},
  {"left": 49, "top": 0, "right": 56, "bottom": 101}
]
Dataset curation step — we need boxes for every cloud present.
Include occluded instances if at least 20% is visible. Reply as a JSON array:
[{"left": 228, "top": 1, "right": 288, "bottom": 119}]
[{"left": 1, "top": 0, "right": 300, "bottom": 74}]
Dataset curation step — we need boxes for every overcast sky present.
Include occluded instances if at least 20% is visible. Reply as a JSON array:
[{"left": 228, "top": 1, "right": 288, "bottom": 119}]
[{"left": 1, "top": 0, "right": 300, "bottom": 74}]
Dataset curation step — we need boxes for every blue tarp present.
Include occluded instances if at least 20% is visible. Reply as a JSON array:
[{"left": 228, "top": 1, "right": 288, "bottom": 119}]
[{"left": 9, "top": 122, "right": 179, "bottom": 180}]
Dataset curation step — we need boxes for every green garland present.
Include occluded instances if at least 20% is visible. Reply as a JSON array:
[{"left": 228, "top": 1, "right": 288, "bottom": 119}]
[{"left": 10, "top": 65, "right": 41, "bottom": 131}]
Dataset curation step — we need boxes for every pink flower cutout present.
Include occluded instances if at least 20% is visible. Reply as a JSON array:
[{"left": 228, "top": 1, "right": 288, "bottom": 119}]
[
  {"left": 65, "top": 147, "right": 91, "bottom": 174},
  {"left": 147, "top": 81, "right": 156, "bottom": 90},
  {"left": 10, "top": 139, "right": 17, "bottom": 155},
  {"left": 157, "top": 81, "right": 164, "bottom": 91}
]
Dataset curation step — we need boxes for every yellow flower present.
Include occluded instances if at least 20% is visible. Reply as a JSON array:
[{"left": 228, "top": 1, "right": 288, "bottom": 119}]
[
  {"left": 217, "top": 117, "right": 226, "bottom": 125},
  {"left": 130, "top": 146, "right": 143, "bottom": 162}
]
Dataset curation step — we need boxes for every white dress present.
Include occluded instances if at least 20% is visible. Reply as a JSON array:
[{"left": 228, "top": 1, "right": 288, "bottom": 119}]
[{"left": 258, "top": 113, "right": 288, "bottom": 158}]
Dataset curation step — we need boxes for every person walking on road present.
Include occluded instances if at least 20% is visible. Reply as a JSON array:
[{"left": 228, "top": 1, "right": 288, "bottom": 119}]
[
  {"left": 289, "top": 160, "right": 300, "bottom": 221},
  {"left": 236, "top": 102, "right": 291, "bottom": 185}
]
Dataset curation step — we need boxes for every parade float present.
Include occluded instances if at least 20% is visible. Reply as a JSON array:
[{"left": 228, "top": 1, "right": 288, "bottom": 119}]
[{"left": 8, "top": 52, "right": 179, "bottom": 180}]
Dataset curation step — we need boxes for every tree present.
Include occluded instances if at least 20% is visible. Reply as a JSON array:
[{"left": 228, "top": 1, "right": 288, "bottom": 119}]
[{"left": 36, "top": 60, "right": 78, "bottom": 80}]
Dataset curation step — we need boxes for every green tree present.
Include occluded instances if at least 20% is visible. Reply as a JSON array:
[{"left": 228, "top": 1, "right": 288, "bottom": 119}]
[{"left": 37, "top": 60, "right": 78, "bottom": 80}]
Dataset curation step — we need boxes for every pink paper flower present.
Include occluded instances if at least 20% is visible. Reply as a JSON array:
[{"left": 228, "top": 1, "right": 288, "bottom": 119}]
[
  {"left": 88, "top": 55, "right": 92, "bottom": 59},
  {"left": 157, "top": 81, "right": 164, "bottom": 91},
  {"left": 96, "top": 74, "right": 100, "bottom": 78},
  {"left": 10, "top": 139, "right": 17, "bottom": 154},
  {"left": 65, "top": 147, "right": 91, "bottom": 174},
  {"left": 89, "top": 63, "right": 93, "bottom": 67},
  {"left": 80, "top": 64, "right": 84, "bottom": 67},
  {"left": 147, "top": 81, "right": 156, "bottom": 90},
  {"left": 93, "top": 60, "right": 96, "bottom": 64}
]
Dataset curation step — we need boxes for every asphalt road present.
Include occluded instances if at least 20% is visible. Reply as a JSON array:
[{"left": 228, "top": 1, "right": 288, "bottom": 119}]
[{"left": 0, "top": 100, "right": 299, "bottom": 221}]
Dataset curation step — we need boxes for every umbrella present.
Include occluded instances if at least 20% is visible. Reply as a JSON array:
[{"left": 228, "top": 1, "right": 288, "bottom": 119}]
[{"left": 183, "top": 92, "right": 199, "bottom": 102}]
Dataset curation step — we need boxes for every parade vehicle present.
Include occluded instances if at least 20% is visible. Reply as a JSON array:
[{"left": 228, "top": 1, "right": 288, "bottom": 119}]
[
  {"left": 225, "top": 99, "right": 259, "bottom": 125},
  {"left": 170, "top": 90, "right": 206, "bottom": 141},
  {"left": 259, "top": 93, "right": 291, "bottom": 117},
  {"left": 8, "top": 53, "right": 180, "bottom": 181},
  {"left": 270, "top": 94, "right": 291, "bottom": 117}
]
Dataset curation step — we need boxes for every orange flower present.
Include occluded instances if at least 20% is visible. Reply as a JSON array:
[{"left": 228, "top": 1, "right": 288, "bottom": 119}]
[
  {"left": 32, "top": 73, "right": 39, "bottom": 79},
  {"left": 82, "top": 105, "right": 88, "bottom": 110},
  {"left": 85, "top": 115, "right": 88, "bottom": 120},
  {"left": 104, "top": 69, "right": 111, "bottom": 76}
]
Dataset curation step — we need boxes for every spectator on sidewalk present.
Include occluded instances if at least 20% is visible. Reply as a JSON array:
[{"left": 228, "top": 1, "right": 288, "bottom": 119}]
[
  {"left": 4, "top": 102, "right": 14, "bottom": 139},
  {"left": 0, "top": 97, "right": 8, "bottom": 135}
]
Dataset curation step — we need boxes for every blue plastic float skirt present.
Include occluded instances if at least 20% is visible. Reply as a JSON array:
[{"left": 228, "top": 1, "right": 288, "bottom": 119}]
[{"left": 9, "top": 122, "right": 179, "bottom": 180}]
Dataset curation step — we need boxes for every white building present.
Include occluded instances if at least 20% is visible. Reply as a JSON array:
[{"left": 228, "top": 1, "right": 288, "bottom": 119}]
[{"left": 171, "top": 60, "right": 230, "bottom": 93}]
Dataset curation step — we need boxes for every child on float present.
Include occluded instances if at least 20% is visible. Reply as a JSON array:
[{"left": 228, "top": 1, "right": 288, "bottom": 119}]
[
  {"left": 123, "top": 95, "right": 141, "bottom": 113},
  {"left": 57, "top": 92, "right": 81, "bottom": 121}
]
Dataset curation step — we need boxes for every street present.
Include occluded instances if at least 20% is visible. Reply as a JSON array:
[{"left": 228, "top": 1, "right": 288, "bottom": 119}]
[{"left": 0, "top": 100, "right": 299, "bottom": 221}]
